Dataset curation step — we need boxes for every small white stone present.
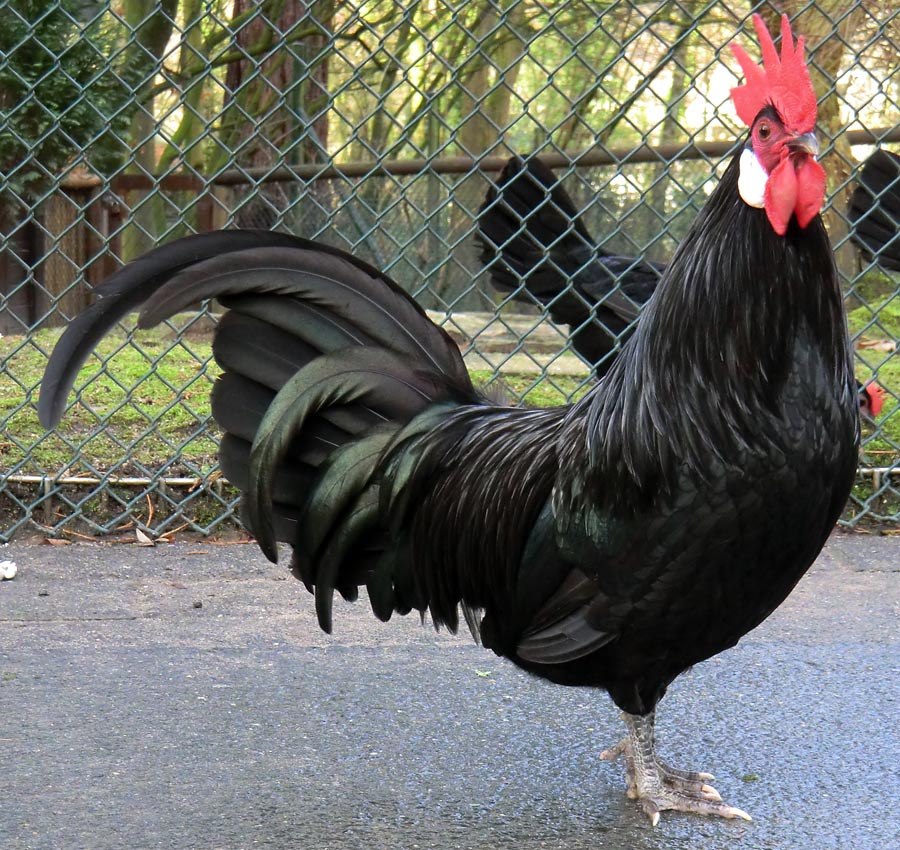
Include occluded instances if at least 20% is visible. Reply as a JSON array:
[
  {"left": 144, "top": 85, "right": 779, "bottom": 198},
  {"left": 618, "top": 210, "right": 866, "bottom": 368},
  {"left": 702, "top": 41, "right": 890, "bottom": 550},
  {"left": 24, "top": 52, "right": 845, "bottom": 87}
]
[{"left": 0, "top": 560, "right": 17, "bottom": 580}]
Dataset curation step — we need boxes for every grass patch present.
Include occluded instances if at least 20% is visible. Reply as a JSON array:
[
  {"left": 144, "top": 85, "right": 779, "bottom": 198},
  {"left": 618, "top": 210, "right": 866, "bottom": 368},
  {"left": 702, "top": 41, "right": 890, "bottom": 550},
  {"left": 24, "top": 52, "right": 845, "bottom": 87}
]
[
  {"left": 2, "top": 326, "right": 220, "bottom": 476},
  {"left": 468, "top": 369, "right": 592, "bottom": 407}
]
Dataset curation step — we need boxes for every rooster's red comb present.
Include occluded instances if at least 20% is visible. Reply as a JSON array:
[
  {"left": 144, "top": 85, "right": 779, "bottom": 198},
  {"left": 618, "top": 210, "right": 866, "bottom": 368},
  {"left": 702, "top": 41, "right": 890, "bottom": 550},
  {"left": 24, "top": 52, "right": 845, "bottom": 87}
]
[{"left": 730, "top": 14, "right": 817, "bottom": 134}]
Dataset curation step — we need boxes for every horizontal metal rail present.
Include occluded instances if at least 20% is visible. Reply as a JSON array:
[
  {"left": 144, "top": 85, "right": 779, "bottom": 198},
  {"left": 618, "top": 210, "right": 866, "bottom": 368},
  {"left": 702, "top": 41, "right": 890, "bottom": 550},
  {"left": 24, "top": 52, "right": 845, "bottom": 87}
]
[
  {"left": 5, "top": 474, "right": 207, "bottom": 488},
  {"left": 61, "top": 125, "right": 900, "bottom": 192},
  {"left": 5, "top": 465, "right": 895, "bottom": 494}
]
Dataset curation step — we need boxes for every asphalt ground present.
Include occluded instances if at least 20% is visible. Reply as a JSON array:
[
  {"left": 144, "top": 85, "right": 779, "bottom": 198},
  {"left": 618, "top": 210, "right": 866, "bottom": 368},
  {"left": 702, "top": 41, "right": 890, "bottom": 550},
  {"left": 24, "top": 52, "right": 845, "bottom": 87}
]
[{"left": 1, "top": 531, "right": 898, "bottom": 850}]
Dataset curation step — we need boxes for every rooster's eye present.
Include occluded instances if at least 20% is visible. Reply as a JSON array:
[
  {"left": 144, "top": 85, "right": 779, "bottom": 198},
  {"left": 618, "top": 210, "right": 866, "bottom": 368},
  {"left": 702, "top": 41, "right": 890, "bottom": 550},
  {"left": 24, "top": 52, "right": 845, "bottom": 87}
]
[{"left": 757, "top": 122, "right": 771, "bottom": 141}]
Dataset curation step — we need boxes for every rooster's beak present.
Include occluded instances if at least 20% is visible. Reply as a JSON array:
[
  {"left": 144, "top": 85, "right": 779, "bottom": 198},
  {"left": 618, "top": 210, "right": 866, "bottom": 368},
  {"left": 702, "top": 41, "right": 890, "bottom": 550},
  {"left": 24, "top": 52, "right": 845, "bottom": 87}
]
[{"left": 787, "top": 132, "right": 819, "bottom": 157}]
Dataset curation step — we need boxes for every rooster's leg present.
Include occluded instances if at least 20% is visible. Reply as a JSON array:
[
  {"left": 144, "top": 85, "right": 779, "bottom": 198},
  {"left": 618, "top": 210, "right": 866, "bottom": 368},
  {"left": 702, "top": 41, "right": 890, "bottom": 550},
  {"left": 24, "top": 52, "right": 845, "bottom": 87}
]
[{"left": 600, "top": 711, "right": 752, "bottom": 826}]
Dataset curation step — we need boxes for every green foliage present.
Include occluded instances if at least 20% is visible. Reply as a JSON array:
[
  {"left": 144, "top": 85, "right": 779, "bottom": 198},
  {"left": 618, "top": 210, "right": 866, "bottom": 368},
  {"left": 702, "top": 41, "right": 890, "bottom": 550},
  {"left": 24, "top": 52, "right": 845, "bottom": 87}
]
[{"left": 0, "top": 0, "right": 132, "bottom": 203}]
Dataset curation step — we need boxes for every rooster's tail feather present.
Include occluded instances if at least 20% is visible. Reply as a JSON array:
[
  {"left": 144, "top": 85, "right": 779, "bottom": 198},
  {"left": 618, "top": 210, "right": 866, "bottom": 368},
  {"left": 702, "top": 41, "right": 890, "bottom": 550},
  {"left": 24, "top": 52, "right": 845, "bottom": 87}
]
[
  {"left": 849, "top": 149, "right": 900, "bottom": 272},
  {"left": 477, "top": 155, "right": 595, "bottom": 303},
  {"left": 40, "top": 230, "right": 480, "bottom": 631},
  {"left": 476, "top": 157, "right": 653, "bottom": 375}
]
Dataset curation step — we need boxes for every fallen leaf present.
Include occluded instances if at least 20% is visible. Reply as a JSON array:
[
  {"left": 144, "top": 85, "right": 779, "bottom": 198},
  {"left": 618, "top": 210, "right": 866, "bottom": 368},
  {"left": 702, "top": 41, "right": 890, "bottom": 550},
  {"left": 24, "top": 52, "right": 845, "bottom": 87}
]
[
  {"left": 857, "top": 339, "right": 896, "bottom": 352},
  {"left": 135, "top": 528, "right": 155, "bottom": 547}
]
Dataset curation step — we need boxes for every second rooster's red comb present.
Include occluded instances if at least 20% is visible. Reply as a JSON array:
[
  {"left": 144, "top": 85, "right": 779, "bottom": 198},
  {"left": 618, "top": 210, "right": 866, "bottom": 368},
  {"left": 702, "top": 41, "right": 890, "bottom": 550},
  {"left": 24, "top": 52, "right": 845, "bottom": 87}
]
[{"left": 730, "top": 14, "right": 817, "bottom": 135}]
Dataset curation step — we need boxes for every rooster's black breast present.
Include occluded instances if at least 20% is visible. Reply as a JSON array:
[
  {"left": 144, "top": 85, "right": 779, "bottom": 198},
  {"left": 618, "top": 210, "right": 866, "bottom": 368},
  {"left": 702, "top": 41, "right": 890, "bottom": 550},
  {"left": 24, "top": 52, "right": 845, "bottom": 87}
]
[{"left": 503, "top": 349, "right": 857, "bottom": 716}]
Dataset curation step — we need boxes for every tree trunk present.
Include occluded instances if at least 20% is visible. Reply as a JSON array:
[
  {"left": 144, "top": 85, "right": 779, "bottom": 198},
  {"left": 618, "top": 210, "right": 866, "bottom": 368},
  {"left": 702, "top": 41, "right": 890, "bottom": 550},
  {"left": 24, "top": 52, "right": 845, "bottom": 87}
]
[
  {"left": 220, "top": 0, "right": 332, "bottom": 167},
  {"left": 218, "top": 0, "right": 333, "bottom": 225},
  {"left": 120, "top": 0, "right": 179, "bottom": 261},
  {"left": 645, "top": 14, "right": 694, "bottom": 256}
]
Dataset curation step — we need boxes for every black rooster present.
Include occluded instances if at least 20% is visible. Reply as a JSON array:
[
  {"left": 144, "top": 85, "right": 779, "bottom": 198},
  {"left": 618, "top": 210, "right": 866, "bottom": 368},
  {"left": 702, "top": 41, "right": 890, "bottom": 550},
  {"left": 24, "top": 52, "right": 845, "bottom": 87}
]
[
  {"left": 848, "top": 147, "right": 900, "bottom": 272},
  {"left": 477, "top": 154, "right": 660, "bottom": 376},
  {"left": 478, "top": 155, "right": 885, "bottom": 417},
  {"left": 40, "top": 16, "right": 858, "bottom": 825}
]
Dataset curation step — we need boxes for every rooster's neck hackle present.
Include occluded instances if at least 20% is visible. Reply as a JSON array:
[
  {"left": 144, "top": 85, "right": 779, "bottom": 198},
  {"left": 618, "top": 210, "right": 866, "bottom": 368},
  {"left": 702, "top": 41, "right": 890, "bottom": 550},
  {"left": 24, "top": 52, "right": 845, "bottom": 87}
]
[{"left": 577, "top": 152, "right": 855, "bottom": 503}]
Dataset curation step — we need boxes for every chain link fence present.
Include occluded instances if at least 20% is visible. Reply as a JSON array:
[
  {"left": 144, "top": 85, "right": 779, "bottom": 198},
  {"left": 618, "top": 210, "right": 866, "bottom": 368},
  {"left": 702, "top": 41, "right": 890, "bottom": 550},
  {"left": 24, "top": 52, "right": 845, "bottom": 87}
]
[{"left": 1, "top": 0, "right": 899, "bottom": 541}]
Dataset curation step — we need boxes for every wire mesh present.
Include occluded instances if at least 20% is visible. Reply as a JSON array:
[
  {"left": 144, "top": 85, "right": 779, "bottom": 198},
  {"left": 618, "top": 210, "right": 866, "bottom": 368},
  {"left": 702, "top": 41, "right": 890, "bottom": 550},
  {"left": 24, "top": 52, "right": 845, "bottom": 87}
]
[{"left": 1, "top": 0, "right": 899, "bottom": 540}]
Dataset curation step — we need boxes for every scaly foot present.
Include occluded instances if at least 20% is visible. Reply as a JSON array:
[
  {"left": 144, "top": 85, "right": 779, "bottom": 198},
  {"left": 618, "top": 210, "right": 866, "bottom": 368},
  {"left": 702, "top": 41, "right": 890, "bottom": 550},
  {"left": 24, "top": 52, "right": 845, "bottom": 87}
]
[{"left": 601, "top": 712, "right": 752, "bottom": 827}]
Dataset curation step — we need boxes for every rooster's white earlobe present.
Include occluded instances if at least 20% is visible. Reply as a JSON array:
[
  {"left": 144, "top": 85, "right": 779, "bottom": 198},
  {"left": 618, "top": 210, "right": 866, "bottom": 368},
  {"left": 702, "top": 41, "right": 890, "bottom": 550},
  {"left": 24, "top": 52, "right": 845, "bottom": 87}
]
[{"left": 738, "top": 148, "right": 767, "bottom": 209}]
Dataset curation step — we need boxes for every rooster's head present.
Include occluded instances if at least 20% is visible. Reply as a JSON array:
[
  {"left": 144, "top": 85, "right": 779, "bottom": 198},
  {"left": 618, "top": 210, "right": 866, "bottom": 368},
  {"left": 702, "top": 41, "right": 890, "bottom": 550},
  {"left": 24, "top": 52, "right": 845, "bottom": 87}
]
[{"left": 730, "top": 14, "right": 824, "bottom": 236}]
